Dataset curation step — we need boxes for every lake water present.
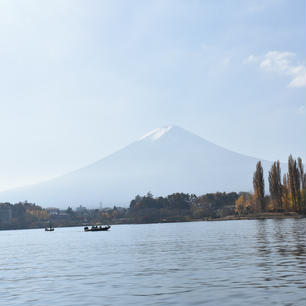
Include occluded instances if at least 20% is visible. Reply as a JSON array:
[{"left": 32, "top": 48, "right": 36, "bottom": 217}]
[{"left": 0, "top": 218, "right": 305, "bottom": 306}]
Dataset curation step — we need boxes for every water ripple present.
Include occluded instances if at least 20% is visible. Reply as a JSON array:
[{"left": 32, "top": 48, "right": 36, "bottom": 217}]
[{"left": 0, "top": 219, "right": 305, "bottom": 306}]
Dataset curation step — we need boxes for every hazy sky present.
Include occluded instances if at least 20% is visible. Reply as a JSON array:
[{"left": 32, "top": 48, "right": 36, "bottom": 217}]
[{"left": 0, "top": 0, "right": 305, "bottom": 191}]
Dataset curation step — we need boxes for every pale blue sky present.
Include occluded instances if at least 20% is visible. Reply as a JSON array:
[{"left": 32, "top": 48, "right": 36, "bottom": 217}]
[{"left": 0, "top": 0, "right": 305, "bottom": 191}]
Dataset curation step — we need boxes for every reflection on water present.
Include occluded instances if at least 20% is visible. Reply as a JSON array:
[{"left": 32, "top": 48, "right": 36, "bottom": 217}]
[
  {"left": 255, "top": 219, "right": 306, "bottom": 298},
  {"left": 0, "top": 218, "right": 305, "bottom": 306}
]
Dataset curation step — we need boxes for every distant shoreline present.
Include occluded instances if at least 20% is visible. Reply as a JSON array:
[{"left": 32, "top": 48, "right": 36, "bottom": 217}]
[
  {"left": 0, "top": 212, "right": 304, "bottom": 231},
  {"left": 202, "top": 212, "right": 305, "bottom": 222},
  {"left": 113, "top": 212, "right": 304, "bottom": 224}
]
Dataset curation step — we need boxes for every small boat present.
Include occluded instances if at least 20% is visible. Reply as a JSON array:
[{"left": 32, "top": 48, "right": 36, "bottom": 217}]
[
  {"left": 45, "top": 223, "right": 55, "bottom": 231},
  {"left": 45, "top": 226, "right": 54, "bottom": 231},
  {"left": 84, "top": 225, "right": 111, "bottom": 232}
]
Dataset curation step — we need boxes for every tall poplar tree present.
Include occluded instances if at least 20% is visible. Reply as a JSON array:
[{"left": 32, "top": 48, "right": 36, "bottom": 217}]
[
  {"left": 288, "top": 155, "right": 297, "bottom": 210},
  {"left": 269, "top": 161, "right": 282, "bottom": 211},
  {"left": 293, "top": 160, "right": 301, "bottom": 212},
  {"left": 253, "top": 161, "right": 265, "bottom": 212},
  {"left": 288, "top": 155, "right": 302, "bottom": 212},
  {"left": 297, "top": 157, "right": 305, "bottom": 190},
  {"left": 282, "top": 174, "right": 290, "bottom": 211}
]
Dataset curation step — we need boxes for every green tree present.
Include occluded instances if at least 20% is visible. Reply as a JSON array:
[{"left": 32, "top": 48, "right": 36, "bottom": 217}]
[
  {"left": 282, "top": 174, "right": 290, "bottom": 211},
  {"left": 297, "top": 157, "right": 305, "bottom": 189},
  {"left": 253, "top": 161, "right": 265, "bottom": 212},
  {"left": 268, "top": 161, "right": 282, "bottom": 211},
  {"left": 288, "top": 155, "right": 302, "bottom": 212},
  {"left": 297, "top": 157, "right": 305, "bottom": 213},
  {"left": 288, "top": 155, "right": 297, "bottom": 210}
]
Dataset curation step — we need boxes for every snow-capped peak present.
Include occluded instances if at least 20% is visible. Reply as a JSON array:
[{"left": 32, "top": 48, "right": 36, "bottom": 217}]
[{"left": 139, "top": 126, "right": 174, "bottom": 141}]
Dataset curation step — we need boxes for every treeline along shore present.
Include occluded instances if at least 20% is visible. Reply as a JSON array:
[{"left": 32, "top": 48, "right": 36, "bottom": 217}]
[{"left": 0, "top": 155, "right": 305, "bottom": 230}]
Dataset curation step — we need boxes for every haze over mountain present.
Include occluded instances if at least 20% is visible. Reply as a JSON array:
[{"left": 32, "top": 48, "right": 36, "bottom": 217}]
[{"left": 0, "top": 126, "right": 280, "bottom": 208}]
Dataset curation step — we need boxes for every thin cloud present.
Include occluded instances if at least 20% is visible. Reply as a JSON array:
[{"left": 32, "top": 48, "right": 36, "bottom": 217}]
[{"left": 245, "top": 51, "right": 306, "bottom": 88}]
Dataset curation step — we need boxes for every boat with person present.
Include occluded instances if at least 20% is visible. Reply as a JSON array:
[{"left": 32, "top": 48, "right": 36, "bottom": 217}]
[
  {"left": 84, "top": 225, "right": 111, "bottom": 232},
  {"left": 45, "top": 223, "right": 55, "bottom": 231}
]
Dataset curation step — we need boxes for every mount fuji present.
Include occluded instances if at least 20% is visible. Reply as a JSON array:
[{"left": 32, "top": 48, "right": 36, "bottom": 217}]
[{"left": 0, "top": 126, "right": 276, "bottom": 208}]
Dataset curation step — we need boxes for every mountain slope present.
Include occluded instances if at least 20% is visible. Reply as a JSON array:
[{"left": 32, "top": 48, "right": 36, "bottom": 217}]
[{"left": 0, "top": 126, "right": 278, "bottom": 208}]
